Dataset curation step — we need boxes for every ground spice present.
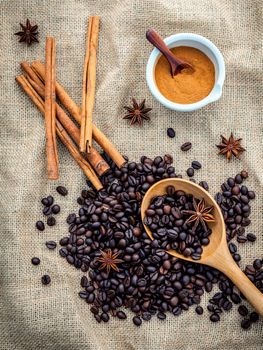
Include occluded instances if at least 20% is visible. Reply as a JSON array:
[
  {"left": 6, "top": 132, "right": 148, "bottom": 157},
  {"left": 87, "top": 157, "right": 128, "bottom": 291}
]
[{"left": 155, "top": 46, "right": 215, "bottom": 104}]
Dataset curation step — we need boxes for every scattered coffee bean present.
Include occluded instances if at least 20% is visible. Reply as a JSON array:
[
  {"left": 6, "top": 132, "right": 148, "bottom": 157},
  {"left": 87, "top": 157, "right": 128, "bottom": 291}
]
[
  {"left": 31, "top": 257, "right": 40, "bottom": 265},
  {"left": 45, "top": 241, "right": 57, "bottom": 250},
  {"left": 41, "top": 274, "right": 51, "bottom": 285},
  {"left": 249, "top": 312, "right": 259, "bottom": 322},
  {"left": 192, "top": 161, "right": 202, "bottom": 170},
  {"left": 253, "top": 259, "right": 262, "bottom": 270},
  {"left": 47, "top": 216, "right": 56, "bottom": 226},
  {"left": 116, "top": 311, "right": 127, "bottom": 319},
  {"left": 167, "top": 128, "right": 176, "bottom": 138},
  {"left": 133, "top": 316, "right": 142, "bottom": 326},
  {"left": 195, "top": 306, "right": 203, "bottom": 315},
  {"left": 181, "top": 142, "right": 192, "bottom": 152},
  {"left": 241, "top": 318, "right": 251, "bottom": 329},
  {"left": 246, "top": 233, "right": 256, "bottom": 242},
  {"left": 199, "top": 181, "right": 209, "bottom": 191},
  {"left": 51, "top": 204, "right": 60, "bottom": 214},
  {"left": 56, "top": 186, "right": 68, "bottom": 196},
  {"left": 43, "top": 206, "right": 52, "bottom": 216},
  {"left": 238, "top": 305, "right": 248, "bottom": 316},
  {"left": 36, "top": 221, "right": 45, "bottom": 231},
  {"left": 210, "top": 313, "right": 220, "bottom": 322},
  {"left": 186, "top": 167, "right": 194, "bottom": 177}
]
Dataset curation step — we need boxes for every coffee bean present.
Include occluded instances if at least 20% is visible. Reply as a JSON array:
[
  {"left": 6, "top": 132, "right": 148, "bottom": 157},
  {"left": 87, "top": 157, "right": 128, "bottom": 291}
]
[
  {"left": 186, "top": 168, "right": 194, "bottom": 177},
  {"left": 246, "top": 233, "right": 256, "bottom": 242},
  {"left": 235, "top": 174, "right": 243, "bottom": 184},
  {"left": 195, "top": 306, "right": 203, "bottom": 315},
  {"left": 238, "top": 305, "right": 248, "bottom": 316},
  {"left": 249, "top": 312, "right": 259, "bottom": 322},
  {"left": 210, "top": 313, "right": 220, "bottom": 322},
  {"left": 41, "top": 198, "right": 49, "bottom": 206},
  {"left": 116, "top": 311, "right": 127, "bottom": 319},
  {"left": 43, "top": 206, "right": 52, "bottom": 216},
  {"left": 47, "top": 216, "right": 56, "bottom": 226},
  {"left": 181, "top": 142, "right": 192, "bottom": 152},
  {"left": 167, "top": 128, "right": 176, "bottom": 138},
  {"left": 240, "top": 170, "right": 248, "bottom": 179},
  {"left": 45, "top": 241, "right": 57, "bottom": 250},
  {"left": 31, "top": 257, "right": 40, "bottom": 265},
  {"left": 36, "top": 221, "right": 45, "bottom": 231},
  {"left": 241, "top": 318, "right": 251, "bottom": 329},
  {"left": 41, "top": 274, "right": 51, "bottom": 285},
  {"left": 133, "top": 316, "right": 142, "bottom": 326},
  {"left": 192, "top": 161, "right": 202, "bottom": 170},
  {"left": 56, "top": 186, "right": 68, "bottom": 196},
  {"left": 253, "top": 259, "right": 262, "bottom": 270},
  {"left": 51, "top": 205, "right": 60, "bottom": 214},
  {"left": 199, "top": 181, "right": 209, "bottom": 191}
]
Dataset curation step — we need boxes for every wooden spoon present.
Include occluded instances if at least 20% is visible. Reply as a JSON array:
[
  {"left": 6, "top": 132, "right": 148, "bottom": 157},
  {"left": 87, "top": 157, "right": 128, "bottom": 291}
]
[
  {"left": 146, "top": 29, "right": 194, "bottom": 77},
  {"left": 141, "top": 178, "right": 263, "bottom": 316}
]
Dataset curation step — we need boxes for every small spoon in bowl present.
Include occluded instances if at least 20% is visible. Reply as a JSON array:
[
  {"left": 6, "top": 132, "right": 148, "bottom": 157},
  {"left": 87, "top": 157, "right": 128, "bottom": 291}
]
[
  {"left": 146, "top": 29, "right": 194, "bottom": 77},
  {"left": 141, "top": 178, "right": 263, "bottom": 316}
]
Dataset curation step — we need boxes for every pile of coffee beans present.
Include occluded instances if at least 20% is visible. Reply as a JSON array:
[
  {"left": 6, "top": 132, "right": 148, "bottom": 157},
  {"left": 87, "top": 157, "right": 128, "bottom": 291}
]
[
  {"left": 33, "top": 154, "right": 262, "bottom": 329},
  {"left": 144, "top": 187, "right": 212, "bottom": 260}
]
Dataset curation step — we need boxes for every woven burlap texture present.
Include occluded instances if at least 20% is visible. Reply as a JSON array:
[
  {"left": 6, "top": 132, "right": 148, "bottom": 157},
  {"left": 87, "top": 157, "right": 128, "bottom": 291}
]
[{"left": 0, "top": 0, "right": 262, "bottom": 349}]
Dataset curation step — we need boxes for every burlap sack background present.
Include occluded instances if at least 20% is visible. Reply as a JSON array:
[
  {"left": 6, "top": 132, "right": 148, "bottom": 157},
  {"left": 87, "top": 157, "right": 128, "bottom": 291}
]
[{"left": 0, "top": 0, "right": 262, "bottom": 349}]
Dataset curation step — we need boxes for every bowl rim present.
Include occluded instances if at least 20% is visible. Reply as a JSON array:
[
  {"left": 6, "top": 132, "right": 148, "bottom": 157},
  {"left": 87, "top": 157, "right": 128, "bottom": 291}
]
[{"left": 146, "top": 33, "right": 226, "bottom": 112}]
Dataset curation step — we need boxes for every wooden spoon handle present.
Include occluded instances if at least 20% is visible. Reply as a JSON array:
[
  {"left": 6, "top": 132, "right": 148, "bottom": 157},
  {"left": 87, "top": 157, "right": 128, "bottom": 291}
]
[
  {"left": 215, "top": 255, "right": 263, "bottom": 316},
  {"left": 146, "top": 29, "right": 176, "bottom": 63}
]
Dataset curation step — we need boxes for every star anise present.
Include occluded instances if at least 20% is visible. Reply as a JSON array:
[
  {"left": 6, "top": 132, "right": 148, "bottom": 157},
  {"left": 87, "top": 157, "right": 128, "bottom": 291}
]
[
  {"left": 14, "top": 19, "right": 39, "bottom": 45},
  {"left": 216, "top": 133, "right": 245, "bottom": 161},
  {"left": 96, "top": 249, "right": 123, "bottom": 274},
  {"left": 123, "top": 99, "right": 152, "bottom": 126},
  {"left": 182, "top": 198, "right": 215, "bottom": 232}
]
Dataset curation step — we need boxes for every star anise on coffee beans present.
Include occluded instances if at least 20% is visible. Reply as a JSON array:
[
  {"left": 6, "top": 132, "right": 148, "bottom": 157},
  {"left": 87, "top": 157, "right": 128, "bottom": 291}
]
[
  {"left": 14, "top": 19, "right": 39, "bottom": 45},
  {"left": 182, "top": 198, "right": 215, "bottom": 232},
  {"left": 123, "top": 99, "right": 152, "bottom": 126},
  {"left": 97, "top": 249, "right": 123, "bottom": 274},
  {"left": 216, "top": 133, "right": 245, "bottom": 161}
]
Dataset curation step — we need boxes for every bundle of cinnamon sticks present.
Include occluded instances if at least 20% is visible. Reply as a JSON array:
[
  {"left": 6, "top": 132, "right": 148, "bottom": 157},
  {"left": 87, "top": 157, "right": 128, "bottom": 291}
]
[{"left": 16, "top": 16, "right": 125, "bottom": 190}]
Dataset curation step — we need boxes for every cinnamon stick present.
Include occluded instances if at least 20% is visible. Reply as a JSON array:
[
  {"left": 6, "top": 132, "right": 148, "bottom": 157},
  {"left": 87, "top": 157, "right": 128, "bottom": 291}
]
[
  {"left": 16, "top": 75, "right": 103, "bottom": 190},
  {"left": 45, "top": 37, "right": 59, "bottom": 179},
  {"left": 24, "top": 68, "right": 109, "bottom": 176},
  {"left": 79, "top": 16, "right": 100, "bottom": 154},
  {"left": 31, "top": 61, "right": 126, "bottom": 168}
]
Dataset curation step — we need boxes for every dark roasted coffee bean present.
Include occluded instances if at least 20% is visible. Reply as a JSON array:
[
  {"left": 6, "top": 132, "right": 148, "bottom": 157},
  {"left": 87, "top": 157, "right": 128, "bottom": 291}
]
[
  {"left": 234, "top": 174, "right": 243, "bottom": 184},
  {"left": 133, "top": 316, "right": 142, "bottom": 326},
  {"left": 210, "top": 313, "right": 220, "bottom": 322},
  {"left": 36, "top": 221, "right": 45, "bottom": 231},
  {"left": 116, "top": 311, "right": 127, "bottom": 319},
  {"left": 47, "top": 216, "right": 56, "bottom": 226},
  {"left": 45, "top": 241, "right": 57, "bottom": 250},
  {"left": 167, "top": 128, "right": 176, "bottom": 138},
  {"left": 253, "top": 259, "right": 262, "bottom": 270},
  {"left": 192, "top": 161, "right": 202, "bottom": 170},
  {"left": 101, "top": 313, "right": 109, "bottom": 322},
  {"left": 246, "top": 233, "right": 256, "bottom": 242},
  {"left": 249, "top": 312, "right": 259, "bottom": 322},
  {"left": 238, "top": 305, "right": 248, "bottom": 316},
  {"left": 241, "top": 318, "right": 251, "bottom": 329},
  {"left": 195, "top": 306, "right": 203, "bottom": 315},
  {"left": 59, "top": 248, "right": 68, "bottom": 257},
  {"left": 56, "top": 186, "right": 68, "bottom": 196},
  {"left": 31, "top": 257, "right": 40, "bottom": 265},
  {"left": 181, "top": 142, "right": 192, "bottom": 152},
  {"left": 186, "top": 168, "right": 194, "bottom": 177},
  {"left": 41, "top": 274, "right": 51, "bottom": 285},
  {"left": 41, "top": 197, "right": 49, "bottom": 206},
  {"left": 199, "top": 181, "right": 209, "bottom": 191},
  {"left": 42, "top": 207, "right": 52, "bottom": 216},
  {"left": 51, "top": 204, "right": 60, "bottom": 214}
]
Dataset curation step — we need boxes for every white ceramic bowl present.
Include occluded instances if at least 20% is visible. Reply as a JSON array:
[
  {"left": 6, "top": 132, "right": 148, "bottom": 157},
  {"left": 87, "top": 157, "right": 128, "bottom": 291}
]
[{"left": 146, "top": 33, "right": 225, "bottom": 112}]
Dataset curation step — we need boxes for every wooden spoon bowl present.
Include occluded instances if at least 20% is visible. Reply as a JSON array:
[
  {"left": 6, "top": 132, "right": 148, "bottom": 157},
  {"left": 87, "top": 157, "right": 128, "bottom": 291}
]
[{"left": 141, "top": 178, "right": 263, "bottom": 316}]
